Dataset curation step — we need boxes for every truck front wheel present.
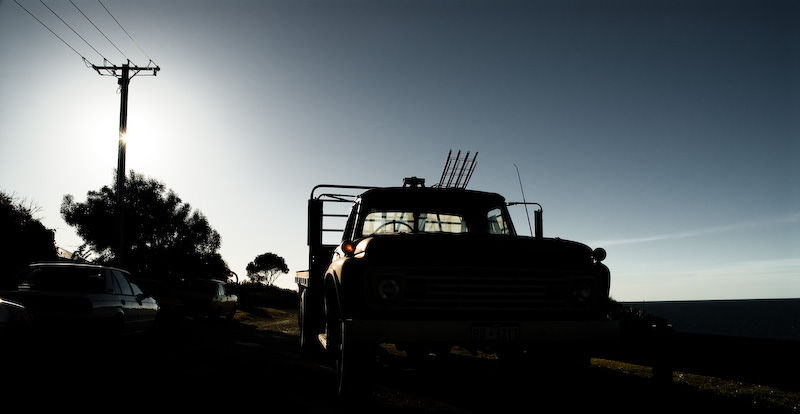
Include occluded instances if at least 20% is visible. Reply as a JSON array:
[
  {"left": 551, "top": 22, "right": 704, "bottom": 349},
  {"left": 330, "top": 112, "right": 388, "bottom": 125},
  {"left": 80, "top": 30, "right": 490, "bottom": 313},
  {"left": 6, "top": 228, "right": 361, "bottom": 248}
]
[{"left": 324, "top": 290, "right": 373, "bottom": 401}]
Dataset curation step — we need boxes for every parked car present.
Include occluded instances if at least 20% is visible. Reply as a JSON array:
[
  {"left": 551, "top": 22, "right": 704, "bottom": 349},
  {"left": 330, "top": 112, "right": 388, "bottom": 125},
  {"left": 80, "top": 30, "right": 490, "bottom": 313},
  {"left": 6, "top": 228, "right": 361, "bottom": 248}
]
[
  {"left": 178, "top": 279, "right": 238, "bottom": 319},
  {"left": 0, "top": 262, "right": 159, "bottom": 335},
  {"left": 0, "top": 297, "right": 32, "bottom": 334}
]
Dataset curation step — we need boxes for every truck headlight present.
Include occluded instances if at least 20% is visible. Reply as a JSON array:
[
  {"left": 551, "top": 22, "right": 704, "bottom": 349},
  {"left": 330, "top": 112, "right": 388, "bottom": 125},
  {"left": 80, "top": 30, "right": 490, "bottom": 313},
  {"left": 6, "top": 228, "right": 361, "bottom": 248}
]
[
  {"left": 571, "top": 281, "right": 593, "bottom": 303},
  {"left": 377, "top": 278, "right": 401, "bottom": 301}
]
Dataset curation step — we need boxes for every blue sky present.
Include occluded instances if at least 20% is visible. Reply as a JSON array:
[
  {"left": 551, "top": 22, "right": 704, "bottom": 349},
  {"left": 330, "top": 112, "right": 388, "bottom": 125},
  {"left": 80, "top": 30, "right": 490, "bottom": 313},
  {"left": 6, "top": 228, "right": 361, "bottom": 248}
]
[{"left": 1, "top": 0, "right": 797, "bottom": 301}]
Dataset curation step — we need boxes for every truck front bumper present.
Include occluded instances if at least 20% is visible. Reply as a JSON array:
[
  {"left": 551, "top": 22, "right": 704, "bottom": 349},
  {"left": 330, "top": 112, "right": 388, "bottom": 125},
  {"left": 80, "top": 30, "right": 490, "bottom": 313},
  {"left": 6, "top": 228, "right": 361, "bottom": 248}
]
[{"left": 343, "top": 319, "right": 621, "bottom": 344}]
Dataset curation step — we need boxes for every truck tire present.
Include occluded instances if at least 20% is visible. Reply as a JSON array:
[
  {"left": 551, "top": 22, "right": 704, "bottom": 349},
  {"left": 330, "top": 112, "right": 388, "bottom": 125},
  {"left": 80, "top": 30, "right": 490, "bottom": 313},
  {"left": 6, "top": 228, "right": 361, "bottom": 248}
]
[
  {"left": 324, "top": 288, "right": 373, "bottom": 402},
  {"left": 299, "top": 288, "right": 323, "bottom": 357},
  {"left": 334, "top": 321, "right": 373, "bottom": 402}
]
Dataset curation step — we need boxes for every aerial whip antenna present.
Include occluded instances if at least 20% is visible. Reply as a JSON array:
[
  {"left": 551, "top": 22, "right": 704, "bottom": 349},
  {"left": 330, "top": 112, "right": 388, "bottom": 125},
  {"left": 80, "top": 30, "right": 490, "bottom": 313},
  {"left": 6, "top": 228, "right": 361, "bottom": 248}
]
[{"left": 514, "top": 164, "right": 534, "bottom": 236}]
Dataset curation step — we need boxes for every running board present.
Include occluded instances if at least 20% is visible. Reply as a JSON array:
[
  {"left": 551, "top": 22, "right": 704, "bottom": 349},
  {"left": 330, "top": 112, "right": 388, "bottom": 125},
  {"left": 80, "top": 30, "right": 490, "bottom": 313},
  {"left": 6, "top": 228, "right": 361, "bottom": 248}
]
[{"left": 318, "top": 333, "right": 328, "bottom": 350}]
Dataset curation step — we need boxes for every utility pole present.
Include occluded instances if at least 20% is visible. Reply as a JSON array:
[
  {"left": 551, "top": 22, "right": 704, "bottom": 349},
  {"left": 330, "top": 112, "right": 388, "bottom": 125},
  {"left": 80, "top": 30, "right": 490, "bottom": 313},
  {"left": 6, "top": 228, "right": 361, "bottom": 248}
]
[{"left": 91, "top": 60, "right": 160, "bottom": 268}]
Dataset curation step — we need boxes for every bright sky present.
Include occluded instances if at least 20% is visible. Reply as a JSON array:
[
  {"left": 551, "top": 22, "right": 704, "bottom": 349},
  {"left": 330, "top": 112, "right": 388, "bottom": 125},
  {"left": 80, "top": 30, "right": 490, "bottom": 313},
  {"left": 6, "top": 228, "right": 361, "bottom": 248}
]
[{"left": 1, "top": 0, "right": 797, "bottom": 301}]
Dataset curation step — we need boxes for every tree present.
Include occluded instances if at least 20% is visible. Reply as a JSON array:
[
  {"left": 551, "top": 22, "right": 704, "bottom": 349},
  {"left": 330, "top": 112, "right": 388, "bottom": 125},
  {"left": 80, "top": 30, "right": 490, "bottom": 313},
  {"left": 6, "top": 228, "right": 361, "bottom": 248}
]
[
  {"left": 0, "top": 190, "right": 57, "bottom": 281},
  {"left": 60, "top": 170, "right": 229, "bottom": 282},
  {"left": 246, "top": 252, "right": 289, "bottom": 285}
]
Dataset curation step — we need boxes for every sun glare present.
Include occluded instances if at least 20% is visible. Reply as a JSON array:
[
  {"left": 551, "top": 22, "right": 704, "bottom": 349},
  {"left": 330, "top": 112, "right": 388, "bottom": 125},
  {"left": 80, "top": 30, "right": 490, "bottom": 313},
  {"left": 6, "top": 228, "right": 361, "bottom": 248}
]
[
  {"left": 123, "top": 123, "right": 157, "bottom": 166},
  {"left": 77, "top": 120, "right": 118, "bottom": 170}
]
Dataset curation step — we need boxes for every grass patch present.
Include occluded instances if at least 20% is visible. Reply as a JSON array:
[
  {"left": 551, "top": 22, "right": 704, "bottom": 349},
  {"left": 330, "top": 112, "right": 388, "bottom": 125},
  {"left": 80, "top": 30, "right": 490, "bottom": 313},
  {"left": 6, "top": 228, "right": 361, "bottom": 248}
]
[{"left": 592, "top": 359, "right": 800, "bottom": 412}]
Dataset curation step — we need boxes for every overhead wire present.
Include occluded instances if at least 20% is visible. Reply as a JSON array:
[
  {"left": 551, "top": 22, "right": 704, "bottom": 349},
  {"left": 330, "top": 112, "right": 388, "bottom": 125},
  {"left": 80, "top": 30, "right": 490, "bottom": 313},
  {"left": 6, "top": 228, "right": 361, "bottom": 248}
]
[
  {"left": 98, "top": 0, "right": 156, "bottom": 66},
  {"left": 13, "top": 0, "right": 87, "bottom": 62},
  {"left": 69, "top": 0, "right": 129, "bottom": 63},
  {"left": 15, "top": 0, "right": 158, "bottom": 72},
  {"left": 38, "top": 0, "right": 109, "bottom": 62}
]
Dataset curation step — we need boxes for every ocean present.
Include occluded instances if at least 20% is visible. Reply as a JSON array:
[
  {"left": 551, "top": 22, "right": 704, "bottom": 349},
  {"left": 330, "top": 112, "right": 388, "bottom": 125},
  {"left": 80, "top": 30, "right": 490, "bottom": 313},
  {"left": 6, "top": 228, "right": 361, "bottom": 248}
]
[{"left": 623, "top": 299, "right": 800, "bottom": 342}]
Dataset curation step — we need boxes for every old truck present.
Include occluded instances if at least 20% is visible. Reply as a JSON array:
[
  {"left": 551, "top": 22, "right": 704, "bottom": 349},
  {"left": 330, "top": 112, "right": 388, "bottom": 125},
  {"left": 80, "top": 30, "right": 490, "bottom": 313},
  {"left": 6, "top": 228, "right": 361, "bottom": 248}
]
[{"left": 296, "top": 177, "right": 619, "bottom": 398}]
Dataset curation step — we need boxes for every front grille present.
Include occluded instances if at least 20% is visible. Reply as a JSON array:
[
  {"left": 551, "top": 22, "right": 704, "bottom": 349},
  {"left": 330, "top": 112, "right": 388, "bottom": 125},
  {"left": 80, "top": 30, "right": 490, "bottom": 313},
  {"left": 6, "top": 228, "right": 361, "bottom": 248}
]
[{"left": 369, "top": 268, "right": 598, "bottom": 312}]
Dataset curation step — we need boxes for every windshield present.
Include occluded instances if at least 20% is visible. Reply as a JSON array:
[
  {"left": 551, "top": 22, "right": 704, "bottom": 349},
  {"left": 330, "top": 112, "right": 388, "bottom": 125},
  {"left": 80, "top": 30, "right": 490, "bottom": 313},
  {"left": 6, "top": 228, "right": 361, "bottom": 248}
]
[
  {"left": 362, "top": 211, "right": 467, "bottom": 236},
  {"left": 360, "top": 208, "right": 511, "bottom": 237}
]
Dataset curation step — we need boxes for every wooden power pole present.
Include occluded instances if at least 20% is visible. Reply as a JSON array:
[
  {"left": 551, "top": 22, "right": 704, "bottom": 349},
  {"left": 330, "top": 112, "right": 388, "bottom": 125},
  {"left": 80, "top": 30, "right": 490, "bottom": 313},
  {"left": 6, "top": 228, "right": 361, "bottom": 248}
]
[{"left": 91, "top": 61, "right": 160, "bottom": 268}]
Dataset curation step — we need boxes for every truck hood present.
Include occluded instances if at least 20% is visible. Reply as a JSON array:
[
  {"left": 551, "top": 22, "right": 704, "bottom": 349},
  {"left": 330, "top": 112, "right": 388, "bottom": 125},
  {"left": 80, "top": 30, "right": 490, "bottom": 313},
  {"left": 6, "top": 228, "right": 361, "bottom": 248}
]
[{"left": 354, "top": 234, "right": 601, "bottom": 270}]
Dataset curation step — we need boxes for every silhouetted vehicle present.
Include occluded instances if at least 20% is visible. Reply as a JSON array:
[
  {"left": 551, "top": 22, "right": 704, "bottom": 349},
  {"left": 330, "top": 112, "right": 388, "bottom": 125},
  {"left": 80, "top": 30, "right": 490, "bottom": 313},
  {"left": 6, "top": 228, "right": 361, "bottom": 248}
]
[
  {"left": 0, "top": 262, "right": 159, "bottom": 335},
  {"left": 0, "top": 297, "right": 32, "bottom": 334},
  {"left": 178, "top": 279, "right": 238, "bottom": 319},
  {"left": 296, "top": 177, "right": 619, "bottom": 398}
]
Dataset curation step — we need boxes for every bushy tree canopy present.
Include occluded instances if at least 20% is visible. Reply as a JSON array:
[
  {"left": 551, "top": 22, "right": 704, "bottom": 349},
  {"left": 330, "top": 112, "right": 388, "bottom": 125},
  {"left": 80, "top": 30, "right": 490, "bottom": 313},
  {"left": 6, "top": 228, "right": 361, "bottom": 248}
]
[
  {"left": 61, "top": 171, "right": 229, "bottom": 282},
  {"left": 0, "top": 190, "right": 57, "bottom": 278},
  {"left": 246, "top": 252, "right": 289, "bottom": 285}
]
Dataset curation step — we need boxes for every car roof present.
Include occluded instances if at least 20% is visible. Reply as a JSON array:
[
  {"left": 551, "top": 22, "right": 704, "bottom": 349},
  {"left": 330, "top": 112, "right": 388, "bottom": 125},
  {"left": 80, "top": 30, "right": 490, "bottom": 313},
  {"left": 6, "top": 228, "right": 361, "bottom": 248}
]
[{"left": 26, "top": 261, "right": 128, "bottom": 273}]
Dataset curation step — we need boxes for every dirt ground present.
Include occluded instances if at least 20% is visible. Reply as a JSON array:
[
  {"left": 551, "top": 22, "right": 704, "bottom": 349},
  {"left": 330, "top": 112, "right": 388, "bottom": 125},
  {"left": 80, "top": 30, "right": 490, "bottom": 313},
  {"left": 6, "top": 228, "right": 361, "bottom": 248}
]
[{"left": 5, "top": 306, "right": 793, "bottom": 413}]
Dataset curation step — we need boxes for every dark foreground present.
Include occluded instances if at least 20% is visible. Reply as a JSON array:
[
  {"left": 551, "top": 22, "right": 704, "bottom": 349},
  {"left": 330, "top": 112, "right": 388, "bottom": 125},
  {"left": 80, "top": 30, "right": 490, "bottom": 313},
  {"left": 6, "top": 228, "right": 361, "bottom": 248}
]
[{"left": 4, "top": 307, "right": 797, "bottom": 413}]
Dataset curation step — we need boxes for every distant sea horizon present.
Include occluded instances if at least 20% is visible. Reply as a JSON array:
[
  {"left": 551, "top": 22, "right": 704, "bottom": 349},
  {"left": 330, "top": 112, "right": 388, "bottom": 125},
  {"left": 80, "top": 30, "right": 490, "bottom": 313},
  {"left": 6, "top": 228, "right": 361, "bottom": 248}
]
[{"left": 623, "top": 298, "right": 800, "bottom": 342}]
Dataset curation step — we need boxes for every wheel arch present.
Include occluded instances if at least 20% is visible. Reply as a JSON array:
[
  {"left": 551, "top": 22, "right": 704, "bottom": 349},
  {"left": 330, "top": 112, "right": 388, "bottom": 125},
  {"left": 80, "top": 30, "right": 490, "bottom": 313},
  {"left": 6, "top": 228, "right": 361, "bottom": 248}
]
[{"left": 324, "top": 270, "right": 344, "bottom": 322}]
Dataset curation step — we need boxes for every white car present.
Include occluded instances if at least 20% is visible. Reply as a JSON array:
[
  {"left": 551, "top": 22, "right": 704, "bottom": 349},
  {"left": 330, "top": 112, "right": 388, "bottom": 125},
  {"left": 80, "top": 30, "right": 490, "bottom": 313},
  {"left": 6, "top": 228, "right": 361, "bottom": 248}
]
[{"left": 1, "top": 262, "right": 159, "bottom": 335}]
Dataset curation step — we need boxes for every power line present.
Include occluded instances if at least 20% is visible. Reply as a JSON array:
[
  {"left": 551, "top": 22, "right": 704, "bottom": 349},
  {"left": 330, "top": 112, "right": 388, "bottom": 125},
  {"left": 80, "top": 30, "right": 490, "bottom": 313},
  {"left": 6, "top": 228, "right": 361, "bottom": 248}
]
[
  {"left": 15, "top": 0, "right": 155, "bottom": 68},
  {"left": 38, "top": 0, "right": 108, "bottom": 62},
  {"left": 69, "top": 0, "right": 129, "bottom": 63},
  {"left": 98, "top": 0, "right": 155, "bottom": 65},
  {"left": 13, "top": 0, "right": 87, "bottom": 61}
]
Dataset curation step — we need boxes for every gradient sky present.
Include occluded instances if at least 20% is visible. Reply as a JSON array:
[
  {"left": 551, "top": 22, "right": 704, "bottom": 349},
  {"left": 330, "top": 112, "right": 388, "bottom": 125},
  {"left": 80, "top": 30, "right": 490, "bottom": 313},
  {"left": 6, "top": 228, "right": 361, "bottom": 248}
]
[{"left": 1, "top": 0, "right": 797, "bottom": 301}]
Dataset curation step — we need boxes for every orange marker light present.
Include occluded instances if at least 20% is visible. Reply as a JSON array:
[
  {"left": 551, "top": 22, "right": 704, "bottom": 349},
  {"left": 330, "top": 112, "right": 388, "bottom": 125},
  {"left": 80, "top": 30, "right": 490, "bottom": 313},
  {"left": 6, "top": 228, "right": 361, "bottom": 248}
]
[{"left": 342, "top": 241, "right": 356, "bottom": 256}]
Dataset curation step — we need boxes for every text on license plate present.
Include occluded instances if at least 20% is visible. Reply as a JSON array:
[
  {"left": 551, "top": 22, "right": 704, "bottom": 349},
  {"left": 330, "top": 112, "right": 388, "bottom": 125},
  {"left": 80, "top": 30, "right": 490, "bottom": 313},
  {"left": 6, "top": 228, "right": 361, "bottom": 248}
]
[{"left": 471, "top": 325, "right": 520, "bottom": 341}]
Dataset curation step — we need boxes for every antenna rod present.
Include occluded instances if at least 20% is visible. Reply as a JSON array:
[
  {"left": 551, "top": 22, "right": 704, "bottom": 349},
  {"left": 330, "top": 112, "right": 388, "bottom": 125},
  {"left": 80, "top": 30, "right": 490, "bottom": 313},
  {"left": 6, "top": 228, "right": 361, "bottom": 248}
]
[
  {"left": 446, "top": 150, "right": 461, "bottom": 187},
  {"left": 515, "top": 164, "right": 534, "bottom": 236},
  {"left": 437, "top": 149, "right": 452, "bottom": 187},
  {"left": 437, "top": 149, "right": 477, "bottom": 188},
  {"left": 463, "top": 151, "right": 478, "bottom": 187},
  {"left": 454, "top": 151, "right": 470, "bottom": 188}
]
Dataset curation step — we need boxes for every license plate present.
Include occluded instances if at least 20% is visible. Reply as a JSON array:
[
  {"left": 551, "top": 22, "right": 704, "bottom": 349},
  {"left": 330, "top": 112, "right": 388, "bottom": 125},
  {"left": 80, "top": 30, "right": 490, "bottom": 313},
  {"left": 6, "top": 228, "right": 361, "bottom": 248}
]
[{"left": 471, "top": 325, "right": 519, "bottom": 341}]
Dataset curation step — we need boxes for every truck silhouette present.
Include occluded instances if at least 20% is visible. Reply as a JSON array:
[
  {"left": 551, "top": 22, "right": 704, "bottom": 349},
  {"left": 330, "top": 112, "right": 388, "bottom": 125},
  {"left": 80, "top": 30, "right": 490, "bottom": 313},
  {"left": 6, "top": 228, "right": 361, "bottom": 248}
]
[{"left": 296, "top": 176, "right": 619, "bottom": 399}]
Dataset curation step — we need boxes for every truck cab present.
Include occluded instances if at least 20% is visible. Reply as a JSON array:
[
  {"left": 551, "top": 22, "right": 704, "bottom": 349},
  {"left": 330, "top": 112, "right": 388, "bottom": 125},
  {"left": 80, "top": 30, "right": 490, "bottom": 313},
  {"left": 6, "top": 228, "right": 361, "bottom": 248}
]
[{"left": 296, "top": 177, "right": 619, "bottom": 398}]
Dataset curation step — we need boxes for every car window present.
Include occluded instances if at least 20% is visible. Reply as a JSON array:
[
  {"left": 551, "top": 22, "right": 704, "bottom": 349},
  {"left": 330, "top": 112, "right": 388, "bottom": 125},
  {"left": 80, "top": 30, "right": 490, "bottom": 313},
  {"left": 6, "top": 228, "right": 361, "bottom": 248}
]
[
  {"left": 130, "top": 281, "right": 144, "bottom": 296},
  {"left": 112, "top": 270, "right": 134, "bottom": 296},
  {"left": 19, "top": 267, "right": 105, "bottom": 294}
]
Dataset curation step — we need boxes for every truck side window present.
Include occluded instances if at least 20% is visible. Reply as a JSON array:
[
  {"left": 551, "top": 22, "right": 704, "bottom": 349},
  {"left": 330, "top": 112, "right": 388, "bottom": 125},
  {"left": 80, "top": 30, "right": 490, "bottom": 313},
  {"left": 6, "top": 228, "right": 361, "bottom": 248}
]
[{"left": 487, "top": 208, "right": 510, "bottom": 234}]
